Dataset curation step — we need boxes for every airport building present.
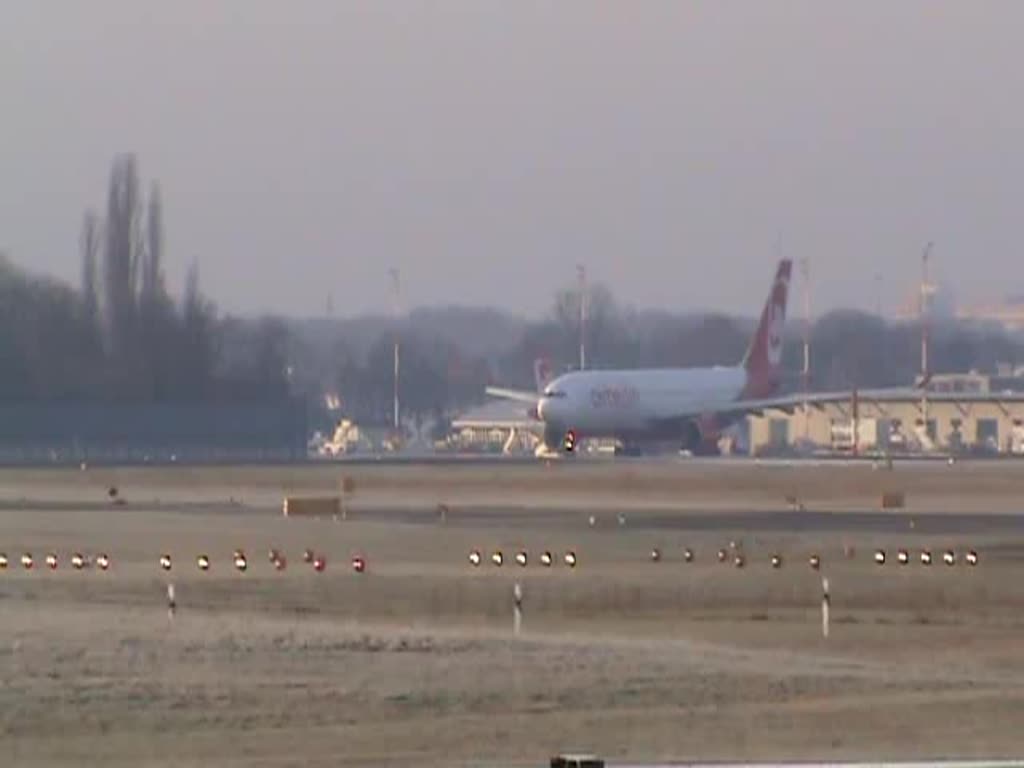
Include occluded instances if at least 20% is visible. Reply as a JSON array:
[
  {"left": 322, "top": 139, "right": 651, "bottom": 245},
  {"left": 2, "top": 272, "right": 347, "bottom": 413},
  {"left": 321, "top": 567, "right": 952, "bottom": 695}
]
[
  {"left": 748, "top": 373, "right": 1024, "bottom": 456},
  {"left": 448, "top": 400, "right": 540, "bottom": 453}
]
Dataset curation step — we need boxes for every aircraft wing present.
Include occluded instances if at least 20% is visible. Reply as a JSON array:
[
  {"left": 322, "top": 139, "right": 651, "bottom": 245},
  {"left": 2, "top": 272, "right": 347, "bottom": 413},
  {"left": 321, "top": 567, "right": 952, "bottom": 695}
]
[
  {"left": 687, "top": 387, "right": 1024, "bottom": 421},
  {"left": 484, "top": 386, "right": 540, "bottom": 404},
  {"left": 728, "top": 387, "right": 924, "bottom": 415}
]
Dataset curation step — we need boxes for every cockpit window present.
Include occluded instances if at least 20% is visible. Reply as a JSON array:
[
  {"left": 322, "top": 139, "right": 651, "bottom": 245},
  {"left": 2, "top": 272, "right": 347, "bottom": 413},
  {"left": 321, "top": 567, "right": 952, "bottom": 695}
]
[{"left": 543, "top": 389, "right": 567, "bottom": 398}]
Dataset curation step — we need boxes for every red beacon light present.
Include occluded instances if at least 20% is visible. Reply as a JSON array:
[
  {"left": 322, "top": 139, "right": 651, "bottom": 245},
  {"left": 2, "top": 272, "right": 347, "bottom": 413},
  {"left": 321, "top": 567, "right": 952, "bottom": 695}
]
[{"left": 563, "top": 430, "right": 577, "bottom": 453}]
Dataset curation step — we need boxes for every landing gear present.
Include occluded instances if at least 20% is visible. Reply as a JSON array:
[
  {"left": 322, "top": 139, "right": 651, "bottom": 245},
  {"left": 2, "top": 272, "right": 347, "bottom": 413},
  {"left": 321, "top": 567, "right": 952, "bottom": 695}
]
[
  {"left": 541, "top": 425, "right": 579, "bottom": 457},
  {"left": 681, "top": 417, "right": 725, "bottom": 456},
  {"left": 562, "top": 429, "right": 578, "bottom": 452}
]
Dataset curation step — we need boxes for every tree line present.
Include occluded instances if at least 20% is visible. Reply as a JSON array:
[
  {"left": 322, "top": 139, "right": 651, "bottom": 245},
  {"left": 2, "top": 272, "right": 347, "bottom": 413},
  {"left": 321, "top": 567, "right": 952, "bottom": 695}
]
[
  {"left": 298, "top": 284, "right": 1024, "bottom": 435},
  {"left": 0, "top": 155, "right": 289, "bottom": 403},
  {"left": 4, "top": 154, "right": 1023, "bottom": 427}
]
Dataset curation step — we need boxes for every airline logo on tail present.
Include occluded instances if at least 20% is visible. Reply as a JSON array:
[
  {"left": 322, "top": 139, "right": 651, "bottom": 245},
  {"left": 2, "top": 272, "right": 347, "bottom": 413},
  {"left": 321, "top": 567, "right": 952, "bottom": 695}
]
[
  {"left": 743, "top": 260, "right": 792, "bottom": 397},
  {"left": 766, "top": 283, "right": 786, "bottom": 367}
]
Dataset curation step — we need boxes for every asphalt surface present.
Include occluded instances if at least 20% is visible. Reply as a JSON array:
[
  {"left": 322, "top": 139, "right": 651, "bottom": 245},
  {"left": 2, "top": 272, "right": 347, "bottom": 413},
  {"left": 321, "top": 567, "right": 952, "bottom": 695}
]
[
  {"left": 0, "top": 452, "right": 997, "bottom": 469},
  {"left": 5, "top": 495, "right": 1021, "bottom": 535},
  {"left": 320, "top": 505, "right": 1024, "bottom": 534}
]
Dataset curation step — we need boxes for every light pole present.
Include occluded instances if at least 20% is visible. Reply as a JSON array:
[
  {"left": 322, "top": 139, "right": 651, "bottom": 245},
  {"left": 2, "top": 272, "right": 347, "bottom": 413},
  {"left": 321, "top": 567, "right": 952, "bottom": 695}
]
[
  {"left": 800, "top": 257, "right": 810, "bottom": 441},
  {"left": 577, "top": 264, "right": 587, "bottom": 371},
  {"left": 389, "top": 267, "right": 400, "bottom": 433},
  {"left": 919, "top": 243, "right": 933, "bottom": 439}
]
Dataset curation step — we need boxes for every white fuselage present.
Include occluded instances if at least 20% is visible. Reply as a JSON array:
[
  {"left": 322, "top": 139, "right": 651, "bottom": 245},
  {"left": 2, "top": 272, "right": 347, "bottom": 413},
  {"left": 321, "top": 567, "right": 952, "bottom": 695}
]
[{"left": 537, "top": 366, "right": 748, "bottom": 438}]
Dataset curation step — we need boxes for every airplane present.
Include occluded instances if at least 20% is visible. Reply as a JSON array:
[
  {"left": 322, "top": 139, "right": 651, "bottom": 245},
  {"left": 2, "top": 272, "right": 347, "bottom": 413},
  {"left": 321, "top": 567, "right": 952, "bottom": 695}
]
[{"left": 485, "top": 259, "right": 941, "bottom": 457}]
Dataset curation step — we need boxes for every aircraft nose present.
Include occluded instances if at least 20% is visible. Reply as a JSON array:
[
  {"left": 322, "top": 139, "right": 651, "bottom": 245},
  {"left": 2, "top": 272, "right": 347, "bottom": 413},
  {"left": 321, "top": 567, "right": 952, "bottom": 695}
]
[{"left": 537, "top": 397, "right": 548, "bottom": 421}]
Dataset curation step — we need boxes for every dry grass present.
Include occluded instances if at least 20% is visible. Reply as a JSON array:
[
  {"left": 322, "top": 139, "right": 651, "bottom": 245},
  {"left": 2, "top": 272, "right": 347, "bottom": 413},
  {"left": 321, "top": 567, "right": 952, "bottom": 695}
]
[{"left": 1, "top": 464, "right": 1024, "bottom": 766}]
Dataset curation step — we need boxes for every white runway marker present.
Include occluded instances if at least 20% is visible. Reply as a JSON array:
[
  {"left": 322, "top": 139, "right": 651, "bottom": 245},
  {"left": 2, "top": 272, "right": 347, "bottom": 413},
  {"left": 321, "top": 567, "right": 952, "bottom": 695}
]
[
  {"left": 166, "top": 583, "right": 176, "bottom": 621},
  {"left": 822, "top": 577, "right": 831, "bottom": 639},
  {"left": 513, "top": 582, "right": 523, "bottom": 637}
]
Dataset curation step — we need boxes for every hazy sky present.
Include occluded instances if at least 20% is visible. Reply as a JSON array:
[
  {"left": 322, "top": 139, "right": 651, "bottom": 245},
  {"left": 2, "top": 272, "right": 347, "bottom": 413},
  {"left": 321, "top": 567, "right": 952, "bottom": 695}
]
[{"left": 3, "top": 1, "right": 1022, "bottom": 318}]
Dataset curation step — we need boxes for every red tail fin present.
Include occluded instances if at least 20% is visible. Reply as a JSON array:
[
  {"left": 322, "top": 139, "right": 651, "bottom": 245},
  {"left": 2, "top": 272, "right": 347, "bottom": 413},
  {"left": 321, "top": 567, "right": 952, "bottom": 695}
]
[
  {"left": 742, "top": 259, "right": 792, "bottom": 397},
  {"left": 533, "top": 358, "right": 553, "bottom": 394}
]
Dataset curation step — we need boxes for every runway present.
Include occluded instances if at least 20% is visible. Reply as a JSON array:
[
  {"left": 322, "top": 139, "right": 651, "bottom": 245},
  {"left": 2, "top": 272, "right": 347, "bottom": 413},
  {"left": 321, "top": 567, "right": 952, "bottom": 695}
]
[
  {"left": 4, "top": 464, "right": 1024, "bottom": 766},
  {"left": 355, "top": 506, "right": 1024, "bottom": 535},
  {"left": 22, "top": 452, "right": 998, "bottom": 469}
]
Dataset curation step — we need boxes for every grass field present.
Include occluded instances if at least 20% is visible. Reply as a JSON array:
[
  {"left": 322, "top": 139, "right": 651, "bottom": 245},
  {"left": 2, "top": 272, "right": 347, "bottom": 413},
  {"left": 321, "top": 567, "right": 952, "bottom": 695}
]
[{"left": 1, "top": 462, "right": 1023, "bottom": 767}]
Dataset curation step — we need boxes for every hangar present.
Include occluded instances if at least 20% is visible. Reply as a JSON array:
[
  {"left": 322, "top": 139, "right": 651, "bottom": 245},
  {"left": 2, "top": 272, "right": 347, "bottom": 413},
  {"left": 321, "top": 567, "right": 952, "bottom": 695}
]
[
  {"left": 449, "top": 399, "right": 541, "bottom": 453},
  {"left": 748, "top": 373, "right": 1024, "bottom": 456}
]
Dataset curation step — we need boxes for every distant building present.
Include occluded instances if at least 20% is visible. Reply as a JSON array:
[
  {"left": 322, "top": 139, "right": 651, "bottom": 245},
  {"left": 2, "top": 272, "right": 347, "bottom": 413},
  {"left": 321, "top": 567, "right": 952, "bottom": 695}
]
[
  {"left": 450, "top": 400, "right": 541, "bottom": 453},
  {"left": 748, "top": 375, "right": 1024, "bottom": 457},
  {"left": 894, "top": 278, "right": 1024, "bottom": 333},
  {"left": 956, "top": 297, "right": 1024, "bottom": 332},
  {"left": 894, "top": 280, "right": 956, "bottom": 323}
]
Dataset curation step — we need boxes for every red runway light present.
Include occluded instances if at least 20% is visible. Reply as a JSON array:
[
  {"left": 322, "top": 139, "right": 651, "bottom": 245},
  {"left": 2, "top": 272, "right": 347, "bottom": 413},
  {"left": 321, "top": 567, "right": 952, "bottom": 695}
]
[{"left": 562, "top": 430, "right": 577, "bottom": 452}]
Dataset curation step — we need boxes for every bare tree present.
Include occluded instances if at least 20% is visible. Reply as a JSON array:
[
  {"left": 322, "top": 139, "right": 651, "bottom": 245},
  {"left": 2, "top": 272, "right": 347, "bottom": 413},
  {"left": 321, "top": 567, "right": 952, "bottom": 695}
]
[
  {"left": 80, "top": 209, "right": 101, "bottom": 331},
  {"left": 180, "top": 259, "right": 216, "bottom": 398},
  {"left": 142, "top": 181, "right": 165, "bottom": 305},
  {"left": 102, "top": 153, "right": 143, "bottom": 382}
]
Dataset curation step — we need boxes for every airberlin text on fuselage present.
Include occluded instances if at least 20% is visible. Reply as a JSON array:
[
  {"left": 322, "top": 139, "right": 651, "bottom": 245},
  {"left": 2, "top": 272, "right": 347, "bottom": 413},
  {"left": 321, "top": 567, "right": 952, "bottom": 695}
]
[{"left": 590, "top": 385, "right": 640, "bottom": 408}]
